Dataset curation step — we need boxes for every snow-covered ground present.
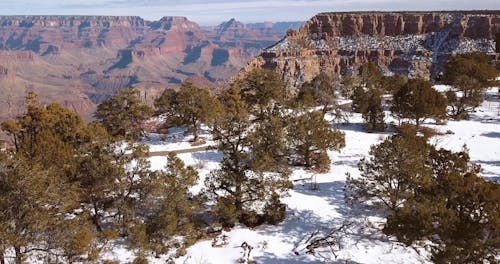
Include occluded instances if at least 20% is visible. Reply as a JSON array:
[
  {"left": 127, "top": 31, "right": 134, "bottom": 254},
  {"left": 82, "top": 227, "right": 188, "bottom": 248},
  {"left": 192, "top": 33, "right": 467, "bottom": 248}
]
[
  {"left": 113, "top": 87, "right": 499, "bottom": 264},
  {"left": 143, "top": 126, "right": 215, "bottom": 153}
]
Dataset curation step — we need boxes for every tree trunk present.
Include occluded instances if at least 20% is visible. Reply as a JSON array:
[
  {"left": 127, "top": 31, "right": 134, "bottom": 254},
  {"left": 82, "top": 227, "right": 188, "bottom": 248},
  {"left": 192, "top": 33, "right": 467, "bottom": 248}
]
[
  {"left": 14, "top": 246, "right": 22, "bottom": 264},
  {"left": 92, "top": 203, "right": 103, "bottom": 232},
  {"left": 0, "top": 250, "right": 5, "bottom": 264},
  {"left": 321, "top": 104, "right": 328, "bottom": 117},
  {"left": 305, "top": 148, "right": 311, "bottom": 168},
  {"left": 193, "top": 124, "right": 199, "bottom": 142}
]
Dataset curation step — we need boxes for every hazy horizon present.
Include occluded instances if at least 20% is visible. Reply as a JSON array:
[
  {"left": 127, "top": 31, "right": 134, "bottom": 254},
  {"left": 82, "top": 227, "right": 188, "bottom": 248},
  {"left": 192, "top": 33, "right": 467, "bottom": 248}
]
[{"left": 1, "top": 0, "right": 500, "bottom": 26}]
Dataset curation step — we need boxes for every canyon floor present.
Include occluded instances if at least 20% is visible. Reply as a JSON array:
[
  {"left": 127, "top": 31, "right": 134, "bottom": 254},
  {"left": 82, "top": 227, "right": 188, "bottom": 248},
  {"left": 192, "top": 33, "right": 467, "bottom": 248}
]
[{"left": 92, "top": 87, "right": 500, "bottom": 264}]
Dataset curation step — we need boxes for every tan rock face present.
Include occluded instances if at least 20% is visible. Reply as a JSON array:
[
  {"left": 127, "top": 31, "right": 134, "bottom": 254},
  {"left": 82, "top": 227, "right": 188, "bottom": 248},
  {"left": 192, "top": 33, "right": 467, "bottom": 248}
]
[
  {"left": 249, "top": 11, "right": 500, "bottom": 89},
  {"left": 0, "top": 16, "right": 302, "bottom": 121}
]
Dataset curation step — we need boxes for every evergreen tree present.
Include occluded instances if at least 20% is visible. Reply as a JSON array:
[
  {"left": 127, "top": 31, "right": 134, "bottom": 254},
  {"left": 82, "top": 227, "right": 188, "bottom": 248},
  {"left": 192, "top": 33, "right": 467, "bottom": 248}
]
[
  {"left": 248, "top": 113, "right": 290, "bottom": 173},
  {"left": 391, "top": 78, "right": 447, "bottom": 127},
  {"left": 167, "top": 82, "right": 220, "bottom": 142},
  {"left": 347, "top": 124, "right": 432, "bottom": 211},
  {"left": 96, "top": 89, "right": 153, "bottom": 140},
  {"left": 341, "top": 75, "right": 362, "bottom": 99},
  {"left": 237, "top": 68, "right": 287, "bottom": 120},
  {"left": 0, "top": 153, "right": 79, "bottom": 264},
  {"left": 299, "top": 72, "right": 338, "bottom": 116},
  {"left": 139, "top": 154, "right": 199, "bottom": 254},
  {"left": 288, "top": 111, "right": 345, "bottom": 169},
  {"left": 349, "top": 62, "right": 385, "bottom": 115},
  {"left": 205, "top": 85, "right": 291, "bottom": 227},
  {"left": 153, "top": 88, "right": 176, "bottom": 115},
  {"left": 347, "top": 126, "right": 499, "bottom": 262},
  {"left": 75, "top": 125, "right": 153, "bottom": 234},
  {"left": 442, "top": 52, "right": 499, "bottom": 120},
  {"left": 358, "top": 62, "right": 383, "bottom": 90},
  {"left": 381, "top": 74, "right": 407, "bottom": 94},
  {"left": 362, "top": 90, "right": 385, "bottom": 132}
]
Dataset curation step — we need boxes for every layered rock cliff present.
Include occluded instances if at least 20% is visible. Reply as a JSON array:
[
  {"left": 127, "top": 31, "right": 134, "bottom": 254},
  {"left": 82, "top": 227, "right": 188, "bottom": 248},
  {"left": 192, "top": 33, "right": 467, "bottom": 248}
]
[
  {"left": 249, "top": 11, "right": 500, "bottom": 88},
  {"left": 0, "top": 16, "right": 301, "bottom": 121}
]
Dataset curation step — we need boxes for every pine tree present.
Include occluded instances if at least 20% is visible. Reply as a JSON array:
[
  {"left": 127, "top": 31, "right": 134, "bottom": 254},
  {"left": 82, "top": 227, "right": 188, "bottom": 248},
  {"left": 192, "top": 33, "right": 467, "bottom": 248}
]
[
  {"left": 346, "top": 125, "right": 432, "bottom": 211},
  {"left": 248, "top": 113, "right": 290, "bottom": 173},
  {"left": 347, "top": 125, "right": 499, "bottom": 262},
  {"left": 391, "top": 78, "right": 447, "bottom": 127},
  {"left": 205, "top": 85, "right": 291, "bottom": 227},
  {"left": 380, "top": 74, "right": 407, "bottom": 94},
  {"left": 141, "top": 154, "right": 199, "bottom": 254},
  {"left": 300, "top": 72, "right": 339, "bottom": 116},
  {"left": 0, "top": 153, "right": 79, "bottom": 264},
  {"left": 153, "top": 88, "right": 176, "bottom": 115},
  {"left": 95, "top": 89, "right": 153, "bottom": 140},
  {"left": 237, "top": 68, "right": 287, "bottom": 120},
  {"left": 75, "top": 125, "right": 153, "bottom": 234},
  {"left": 358, "top": 62, "right": 382, "bottom": 90},
  {"left": 167, "top": 82, "right": 220, "bottom": 142},
  {"left": 362, "top": 90, "right": 385, "bottom": 132},
  {"left": 288, "top": 111, "right": 345, "bottom": 169},
  {"left": 442, "top": 52, "right": 499, "bottom": 120}
]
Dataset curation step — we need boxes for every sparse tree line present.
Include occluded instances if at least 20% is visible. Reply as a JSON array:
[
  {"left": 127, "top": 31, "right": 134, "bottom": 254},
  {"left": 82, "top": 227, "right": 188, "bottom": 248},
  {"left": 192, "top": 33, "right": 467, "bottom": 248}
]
[
  {"left": 342, "top": 52, "right": 499, "bottom": 133},
  {"left": 0, "top": 51, "right": 498, "bottom": 263},
  {"left": 0, "top": 68, "right": 346, "bottom": 263}
]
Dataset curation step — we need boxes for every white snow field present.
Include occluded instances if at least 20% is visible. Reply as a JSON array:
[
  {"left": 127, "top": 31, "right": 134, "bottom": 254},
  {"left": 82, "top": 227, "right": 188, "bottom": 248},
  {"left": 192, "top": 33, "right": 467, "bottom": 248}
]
[{"left": 106, "top": 88, "right": 499, "bottom": 264}]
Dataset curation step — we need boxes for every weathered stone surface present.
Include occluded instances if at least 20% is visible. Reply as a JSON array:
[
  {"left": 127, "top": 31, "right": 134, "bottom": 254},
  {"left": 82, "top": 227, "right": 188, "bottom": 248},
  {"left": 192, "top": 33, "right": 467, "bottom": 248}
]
[
  {"left": 248, "top": 11, "right": 500, "bottom": 89},
  {"left": 0, "top": 16, "right": 302, "bottom": 121}
]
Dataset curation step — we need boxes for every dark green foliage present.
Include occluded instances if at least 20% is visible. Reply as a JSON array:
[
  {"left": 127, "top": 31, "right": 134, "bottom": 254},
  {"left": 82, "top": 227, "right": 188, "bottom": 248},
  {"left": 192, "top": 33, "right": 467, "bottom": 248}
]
[
  {"left": 344, "top": 63, "right": 388, "bottom": 132},
  {"left": 340, "top": 75, "right": 361, "bottom": 99},
  {"left": 96, "top": 89, "right": 153, "bottom": 140},
  {"left": 381, "top": 74, "right": 407, "bottom": 94},
  {"left": 361, "top": 90, "right": 385, "bottom": 132},
  {"left": 358, "top": 62, "right": 382, "bottom": 90},
  {"left": 0, "top": 92, "right": 201, "bottom": 261},
  {"left": 0, "top": 153, "right": 79, "bottom": 264},
  {"left": 349, "top": 84, "right": 386, "bottom": 132},
  {"left": 156, "top": 82, "right": 220, "bottom": 142},
  {"left": 288, "top": 111, "right": 345, "bottom": 168},
  {"left": 442, "top": 52, "right": 499, "bottom": 120},
  {"left": 153, "top": 88, "right": 176, "bottom": 115},
  {"left": 205, "top": 85, "right": 291, "bottom": 228},
  {"left": 299, "top": 72, "right": 339, "bottom": 115},
  {"left": 141, "top": 154, "right": 199, "bottom": 253},
  {"left": 351, "top": 84, "right": 369, "bottom": 113},
  {"left": 248, "top": 108, "right": 290, "bottom": 173},
  {"left": 75, "top": 126, "right": 154, "bottom": 233},
  {"left": 238, "top": 68, "right": 287, "bottom": 120},
  {"left": 347, "top": 126, "right": 432, "bottom": 211},
  {"left": 391, "top": 78, "right": 447, "bottom": 126},
  {"left": 347, "top": 126, "right": 499, "bottom": 262}
]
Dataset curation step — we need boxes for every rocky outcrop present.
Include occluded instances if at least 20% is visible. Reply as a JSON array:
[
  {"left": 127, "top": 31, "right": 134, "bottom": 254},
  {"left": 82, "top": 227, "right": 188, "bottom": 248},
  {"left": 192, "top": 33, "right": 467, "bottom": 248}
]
[
  {"left": 0, "top": 65, "right": 7, "bottom": 78},
  {"left": 0, "top": 15, "right": 302, "bottom": 121},
  {"left": 249, "top": 11, "right": 500, "bottom": 88}
]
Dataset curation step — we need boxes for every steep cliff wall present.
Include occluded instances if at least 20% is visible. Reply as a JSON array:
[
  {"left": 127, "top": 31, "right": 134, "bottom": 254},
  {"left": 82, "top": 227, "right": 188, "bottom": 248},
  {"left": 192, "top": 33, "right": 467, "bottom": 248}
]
[
  {"left": 0, "top": 16, "right": 299, "bottom": 121},
  {"left": 250, "top": 11, "right": 500, "bottom": 88}
]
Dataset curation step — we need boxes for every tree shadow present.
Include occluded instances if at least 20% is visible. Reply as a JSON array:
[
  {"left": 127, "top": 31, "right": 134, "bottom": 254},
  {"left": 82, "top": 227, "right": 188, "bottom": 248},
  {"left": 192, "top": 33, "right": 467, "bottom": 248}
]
[
  {"left": 481, "top": 132, "right": 500, "bottom": 138},
  {"left": 293, "top": 181, "right": 386, "bottom": 220},
  {"left": 252, "top": 180, "right": 392, "bottom": 263},
  {"left": 334, "top": 122, "right": 393, "bottom": 135},
  {"left": 192, "top": 150, "right": 223, "bottom": 163},
  {"left": 485, "top": 176, "right": 500, "bottom": 183},
  {"left": 254, "top": 253, "right": 362, "bottom": 264}
]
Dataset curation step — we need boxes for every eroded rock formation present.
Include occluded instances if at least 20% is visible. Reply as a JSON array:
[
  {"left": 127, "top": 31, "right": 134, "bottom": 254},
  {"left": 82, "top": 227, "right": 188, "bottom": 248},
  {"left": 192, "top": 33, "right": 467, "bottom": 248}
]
[
  {"left": 249, "top": 11, "right": 500, "bottom": 89},
  {"left": 0, "top": 16, "right": 302, "bottom": 121}
]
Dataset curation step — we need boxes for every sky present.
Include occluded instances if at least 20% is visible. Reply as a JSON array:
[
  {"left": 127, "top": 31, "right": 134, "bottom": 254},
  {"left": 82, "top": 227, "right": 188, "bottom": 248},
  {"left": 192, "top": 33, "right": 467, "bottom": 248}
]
[{"left": 0, "top": 0, "right": 499, "bottom": 25}]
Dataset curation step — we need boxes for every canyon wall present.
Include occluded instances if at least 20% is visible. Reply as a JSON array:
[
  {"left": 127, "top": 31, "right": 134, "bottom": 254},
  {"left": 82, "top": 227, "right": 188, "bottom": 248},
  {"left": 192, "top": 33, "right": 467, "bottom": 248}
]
[
  {"left": 248, "top": 11, "right": 500, "bottom": 88},
  {"left": 0, "top": 16, "right": 301, "bottom": 121}
]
